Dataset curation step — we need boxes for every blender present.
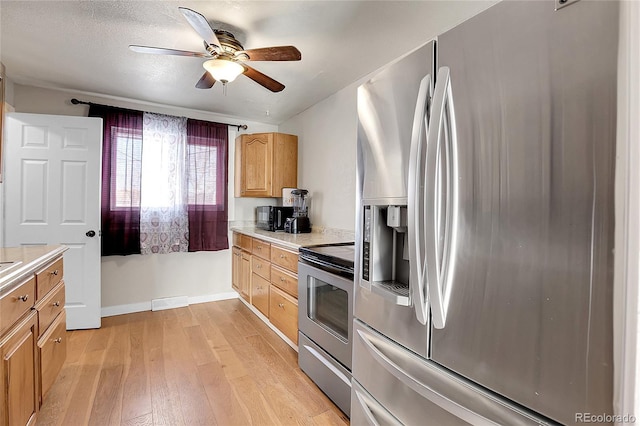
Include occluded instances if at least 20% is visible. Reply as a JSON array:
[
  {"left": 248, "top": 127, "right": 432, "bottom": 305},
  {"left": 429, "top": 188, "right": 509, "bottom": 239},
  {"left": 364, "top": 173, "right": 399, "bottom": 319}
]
[{"left": 284, "top": 189, "right": 312, "bottom": 233}]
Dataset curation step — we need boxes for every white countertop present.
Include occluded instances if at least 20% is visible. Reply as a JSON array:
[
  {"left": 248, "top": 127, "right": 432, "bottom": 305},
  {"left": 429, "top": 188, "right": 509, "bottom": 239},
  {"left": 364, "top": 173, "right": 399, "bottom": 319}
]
[
  {"left": 0, "top": 245, "right": 67, "bottom": 294},
  {"left": 230, "top": 226, "right": 354, "bottom": 250}
]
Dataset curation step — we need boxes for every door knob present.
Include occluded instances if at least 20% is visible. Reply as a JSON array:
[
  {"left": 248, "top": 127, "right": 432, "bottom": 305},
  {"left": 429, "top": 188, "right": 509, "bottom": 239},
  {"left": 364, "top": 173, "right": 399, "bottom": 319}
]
[{"left": 86, "top": 230, "right": 96, "bottom": 237}]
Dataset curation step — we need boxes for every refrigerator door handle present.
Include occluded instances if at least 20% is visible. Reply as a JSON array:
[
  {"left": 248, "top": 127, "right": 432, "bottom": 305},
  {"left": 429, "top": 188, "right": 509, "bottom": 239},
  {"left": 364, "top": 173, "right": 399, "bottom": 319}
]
[
  {"left": 408, "top": 73, "right": 433, "bottom": 325},
  {"left": 425, "top": 66, "right": 459, "bottom": 329},
  {"left": 355, "top": 328, "right": 502, "bottom": 426},
  {"left": 354, "top": 322, "right": 547, "bottom": 425},
  {"left": 353, "top": 384, "right": 403, "bottom": 426}
]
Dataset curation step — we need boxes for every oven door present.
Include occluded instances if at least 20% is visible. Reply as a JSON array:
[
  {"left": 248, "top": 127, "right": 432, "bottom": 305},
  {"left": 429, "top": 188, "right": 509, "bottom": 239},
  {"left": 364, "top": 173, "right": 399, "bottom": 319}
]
[{"left": 298, "top": 261, "right": 353, "bottom": 370}]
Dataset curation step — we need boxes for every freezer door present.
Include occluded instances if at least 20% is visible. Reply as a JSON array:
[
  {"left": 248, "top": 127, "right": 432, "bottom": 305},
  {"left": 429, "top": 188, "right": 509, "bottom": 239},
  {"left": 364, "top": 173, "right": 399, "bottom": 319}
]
[
  {"left": 352, "top": 320, "right": 551, "bottom": 425},
  {"left": 431, "top": 1, "right": 617, "bottom": 424},
  {"left": 351, "top": 381, "right": 403, "bottom": 426}
]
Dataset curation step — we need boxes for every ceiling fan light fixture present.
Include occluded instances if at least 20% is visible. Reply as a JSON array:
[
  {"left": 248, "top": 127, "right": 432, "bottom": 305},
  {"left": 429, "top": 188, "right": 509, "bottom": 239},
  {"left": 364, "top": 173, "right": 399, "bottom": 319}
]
[{"left": 203, "top": 59, "right": 244, "bottom": 84}]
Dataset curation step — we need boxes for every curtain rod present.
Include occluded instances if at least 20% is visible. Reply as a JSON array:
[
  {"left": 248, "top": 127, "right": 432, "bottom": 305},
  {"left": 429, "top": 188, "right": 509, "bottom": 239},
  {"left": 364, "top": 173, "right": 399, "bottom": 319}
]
[{"left": 70, "top": 98, "right": 248, "bottom": 131}]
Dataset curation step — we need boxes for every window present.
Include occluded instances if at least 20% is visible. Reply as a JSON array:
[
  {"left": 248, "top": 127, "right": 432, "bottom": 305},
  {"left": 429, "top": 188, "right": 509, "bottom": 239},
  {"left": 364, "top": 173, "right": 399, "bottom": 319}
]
[
  {"left": 90, "top": 105, "right": 229, "bottom": 255},
  {"left": 188, "top": 141, "right": 218, "bottom": 206},
  {"left": 112, "top": 128, "right": 142, "bottom": 209}
]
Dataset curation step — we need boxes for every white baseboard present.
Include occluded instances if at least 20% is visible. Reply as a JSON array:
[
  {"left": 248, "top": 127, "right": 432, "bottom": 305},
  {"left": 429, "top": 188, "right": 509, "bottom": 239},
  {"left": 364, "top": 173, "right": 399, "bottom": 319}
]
[
  {"left": 189, "top": 292, "right": 239, "bottom": 305},
  {"left": 152, "top": 296, "right": 189, "bottom": 311},
  {"left": 101, "top": 292, "right": 240, "bottom": 318},
  {"left": 101, "top": 301, "right": 152, "bottom": 318}
]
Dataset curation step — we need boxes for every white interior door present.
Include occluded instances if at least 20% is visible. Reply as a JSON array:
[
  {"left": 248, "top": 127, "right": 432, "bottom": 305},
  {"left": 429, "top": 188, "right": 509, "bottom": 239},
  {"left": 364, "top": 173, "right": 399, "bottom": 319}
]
[{"left": 4, "top": 112, "right": 102, "bottom": 329}]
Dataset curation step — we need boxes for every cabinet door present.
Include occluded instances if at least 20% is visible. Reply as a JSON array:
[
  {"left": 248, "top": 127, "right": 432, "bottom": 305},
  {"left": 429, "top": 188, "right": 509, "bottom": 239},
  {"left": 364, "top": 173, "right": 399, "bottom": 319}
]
[
  {"left": 231, "top": 247, "right": 241, "bottom": 293},
  {"left": 251, "top": 274, "right": 270, "bottom": 317},
  {"left": 0, "top": 311, "right": 38, "bottom": 426},
  {"left": 272, "top": 133, "right": 298, "bottom": 194},
  {"left": 236, "top": 133, "right": 273, "bottom": 197},
  {"left": 240, "top": 251, "right": 251, "bottom": 301},
  {"left": 38, "top": 311, "right": 66, "bottom": 401}
]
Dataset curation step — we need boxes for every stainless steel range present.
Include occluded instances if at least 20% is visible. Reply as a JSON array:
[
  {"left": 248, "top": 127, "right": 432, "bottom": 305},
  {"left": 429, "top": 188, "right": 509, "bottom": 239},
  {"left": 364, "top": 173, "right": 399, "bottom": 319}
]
[{"left": 298, "top": 243, "right": 354, "bottom": 417}]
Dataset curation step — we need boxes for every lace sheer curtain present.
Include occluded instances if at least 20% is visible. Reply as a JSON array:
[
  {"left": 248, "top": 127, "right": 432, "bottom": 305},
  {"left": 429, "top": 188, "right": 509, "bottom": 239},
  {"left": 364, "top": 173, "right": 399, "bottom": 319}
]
[
  {"left": 139, "top": 113, "right": 189, "bottom": 254},
  {"left": 93, "top": 105, "right": 229, "bottom": 256}
]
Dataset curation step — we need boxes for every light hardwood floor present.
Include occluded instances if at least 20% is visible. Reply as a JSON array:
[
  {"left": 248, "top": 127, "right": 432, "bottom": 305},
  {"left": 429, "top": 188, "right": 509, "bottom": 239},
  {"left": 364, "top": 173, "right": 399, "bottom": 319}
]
[{"left": 36, "top": 299, "right": 349, "bottom": 426}]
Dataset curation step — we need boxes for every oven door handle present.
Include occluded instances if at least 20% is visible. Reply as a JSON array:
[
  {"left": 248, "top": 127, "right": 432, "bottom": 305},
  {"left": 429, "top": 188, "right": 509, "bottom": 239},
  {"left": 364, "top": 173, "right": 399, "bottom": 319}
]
[{"left": 299, "top": 256, "right": 353, "bottom": 276}]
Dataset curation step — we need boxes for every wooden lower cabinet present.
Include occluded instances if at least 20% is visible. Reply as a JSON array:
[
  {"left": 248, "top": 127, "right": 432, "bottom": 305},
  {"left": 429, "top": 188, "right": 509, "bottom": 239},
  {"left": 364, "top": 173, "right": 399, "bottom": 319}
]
[
  {"left": 38, "top": 311, "right": 66, "bottom": 400},
  {"left": 232, "top": 231, "right": 300, "bottom": 347},
  {"left": 231, "top": 247, "right": 241, "bottom": 293},
  {"left": 0, "top": 311, "right": 38, "bottom": 426},
  {"left": 251, "top": 274, "right": 270, "bottom": 316},
  {"left": 240, "top": 251, "right": 251, "bottom": 301},
  {"left": 270, "top": 265, "right": 298, "bottom": 298},
  {"left": 269, "top": 286, "right": 298, "bottom": 344},
  {"left": 0, "top": 248, "right": 67, "bottom": 426},
  {"left": 232, "top": 242, "right": 251, "bottom": 302}
]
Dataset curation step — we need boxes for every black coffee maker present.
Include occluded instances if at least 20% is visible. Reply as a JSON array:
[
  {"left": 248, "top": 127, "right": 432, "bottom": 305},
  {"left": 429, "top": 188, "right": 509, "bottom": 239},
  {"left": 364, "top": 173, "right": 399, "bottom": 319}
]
[{"left": 284, "top": 189, "right": 311, "bottom": 233}]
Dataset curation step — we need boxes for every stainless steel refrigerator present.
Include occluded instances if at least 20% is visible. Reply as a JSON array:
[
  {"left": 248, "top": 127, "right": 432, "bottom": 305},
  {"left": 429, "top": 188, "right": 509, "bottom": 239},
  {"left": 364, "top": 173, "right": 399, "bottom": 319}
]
[{"left": 352, "top": 1, "right": 618, "bottom": 425}]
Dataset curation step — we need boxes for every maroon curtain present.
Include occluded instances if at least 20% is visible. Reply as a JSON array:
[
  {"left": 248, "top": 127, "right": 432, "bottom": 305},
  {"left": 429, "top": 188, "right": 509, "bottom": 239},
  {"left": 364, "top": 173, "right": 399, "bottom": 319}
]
[
  {"left": 89, "top": 105, "right": 143, "bottom": 256},
  {"left": 186, "top": 119, "right": 229, "bottom": 251}
]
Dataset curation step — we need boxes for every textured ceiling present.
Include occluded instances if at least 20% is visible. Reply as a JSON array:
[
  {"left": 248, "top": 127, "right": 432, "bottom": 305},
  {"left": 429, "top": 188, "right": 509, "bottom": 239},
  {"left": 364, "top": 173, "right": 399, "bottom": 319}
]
[{"left": 0, "top": 1, "right": 494, "bottom": 124}]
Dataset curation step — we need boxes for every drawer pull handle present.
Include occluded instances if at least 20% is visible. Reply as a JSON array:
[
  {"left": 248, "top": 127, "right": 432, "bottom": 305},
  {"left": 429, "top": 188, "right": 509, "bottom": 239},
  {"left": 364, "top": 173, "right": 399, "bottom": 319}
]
[
  {"left": 54, "top": 338, "right": 62, "bottom": 344},
  {"left": 280, "top": 254, "right": 285, "bottom": 259},
  {"left": 256, "top": 264, "right": 262, "bottom": 269},
  {"left": 17, "top": 295, "right": 29, "bottom": 302},
  {"left": 50, "top": 270, "right": 59, "bottom": 276},
  {"left": 53, "top": 301, "right": 61, "bottom": 307},
  {"left": 278, "top": 303, "right": 284, "bottom": 308},
  {"left": 280, "top": 277, "right": 285, "bottom": 282}
]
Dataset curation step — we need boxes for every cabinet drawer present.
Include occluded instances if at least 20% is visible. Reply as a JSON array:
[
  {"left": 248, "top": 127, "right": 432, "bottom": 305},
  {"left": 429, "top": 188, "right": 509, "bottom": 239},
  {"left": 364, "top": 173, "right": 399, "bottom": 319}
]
[
  {"left": 232, "top": 232, "right": 241, "bottom": 247},
  {"left": 36, "top": 257, "right": 63, "bottom": 301},
  {"left": 0, "top": 277, "right": 36, "bottom": 335},
  {"left": 38, "top": 311, "right": 66, "bottom": 400},
  {"left": 252, "top": 255, "right": 271, "bottom": 281},
  {"left": 271, "top": 246, "right": 299, "bottom": 273},
  {"left": 36, "top": 282, "right": 65, "bottom": 337},
  {"left": 269, "top": 286, "right": 298, "bottom": 344},
  {"left": 251, "top": 274, "right": 270, "bottom": 317},
  {"left": 252, "top": 238, "right": 271, "bottom": 260},
  {"left": 239, "top": 234, "right": 252, "bottom": 252},
  {"left": 270, "top": 265, "right": 298, "bottom": 298}
]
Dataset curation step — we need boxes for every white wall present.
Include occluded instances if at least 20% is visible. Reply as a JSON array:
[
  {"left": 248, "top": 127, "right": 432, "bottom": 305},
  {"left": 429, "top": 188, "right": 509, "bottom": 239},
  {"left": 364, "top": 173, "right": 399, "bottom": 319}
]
[
  {"left": 279, "top": 85, "right": 358, "bottom": 231},
  {"left": 0, "top": 77, "right": 16, "bottom": 253},
  {"left": 278, "top": 1, "right": 497, "bottom": 234},
  {"left": 8, "top": 84, "right": 278, "bottom": 314}
]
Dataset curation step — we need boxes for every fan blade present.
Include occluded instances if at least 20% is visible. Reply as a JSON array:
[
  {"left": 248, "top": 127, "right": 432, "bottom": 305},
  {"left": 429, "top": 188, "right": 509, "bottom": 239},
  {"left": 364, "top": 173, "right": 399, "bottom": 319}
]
[
  {"left": 129, "top": 45, "right": 209, "bottom": 58},
  {"left": 239, "top": 46, "right": 301, "bottom": 61},
  {"left": 178, "top": 7, "right": 221, "bottom": 48},
  {"left": 196, "top": 71, "right": 216, "bottom": 89},
  {"left": 242, "top": 65, "right": 285, "bottom": 92}
]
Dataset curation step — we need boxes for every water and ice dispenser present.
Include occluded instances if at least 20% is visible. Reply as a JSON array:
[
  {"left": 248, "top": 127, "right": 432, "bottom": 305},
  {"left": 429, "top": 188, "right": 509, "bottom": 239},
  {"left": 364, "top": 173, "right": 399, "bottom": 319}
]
[{"left": 361, "top": 205, "right": 411, "bottom": 305}]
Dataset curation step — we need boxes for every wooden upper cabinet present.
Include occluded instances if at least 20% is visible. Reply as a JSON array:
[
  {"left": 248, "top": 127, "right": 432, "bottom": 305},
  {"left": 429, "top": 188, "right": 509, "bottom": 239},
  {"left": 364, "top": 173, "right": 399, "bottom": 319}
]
[{"left": 235, "top": 132, "right": 298, "bottom": 197}]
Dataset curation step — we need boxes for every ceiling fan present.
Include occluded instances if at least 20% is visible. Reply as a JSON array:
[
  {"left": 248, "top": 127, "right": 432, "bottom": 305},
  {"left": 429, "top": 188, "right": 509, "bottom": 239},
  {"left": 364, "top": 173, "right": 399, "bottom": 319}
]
[{"left": 129, "top": 7, "right": 301, "bottom": 93}]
